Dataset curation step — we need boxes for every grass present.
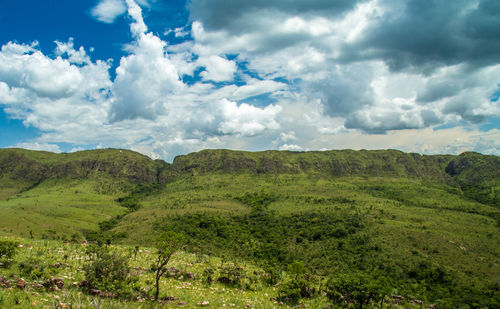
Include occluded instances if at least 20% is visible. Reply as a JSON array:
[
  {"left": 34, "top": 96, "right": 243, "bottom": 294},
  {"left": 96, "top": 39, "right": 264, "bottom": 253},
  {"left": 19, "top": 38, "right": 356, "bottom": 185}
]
[
  {"left": 0, "top": 237, "right": 331, "bottom": 308},
  {"left": 0, "top": 178, "right": 129, "bottom": 238}
]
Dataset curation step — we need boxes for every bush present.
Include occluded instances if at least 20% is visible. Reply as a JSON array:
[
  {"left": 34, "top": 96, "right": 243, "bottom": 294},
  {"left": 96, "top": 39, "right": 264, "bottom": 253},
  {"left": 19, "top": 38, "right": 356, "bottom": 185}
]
[
  {"left": 277, "top": 277, "right": 316, "bottom": 305},
  {"left": 0, "top": 240, "right": 18, "bottom": 260},
  {"left": 277, "top": 261, "right": 315, "bottom": 305},
  {"left": 277, "top": 279, "right": 304, "bottom": 305},
  {"left": 218, "top": 263, "right": 245, "bottom": 287},
  {"left": 326, "top": 272, "right": 390, "bottom": 308},
  {"left": 18, "top": 257, "right": 55, "bottom": 280},
  {"left": 83, "top": 246, "right": 136, "bottom": 295},
  {"left": 202, "top": 267, "right": 215, "bottom": 286},
  {"left": 262, "top": 263, "right": 281, "bottom": 285}
]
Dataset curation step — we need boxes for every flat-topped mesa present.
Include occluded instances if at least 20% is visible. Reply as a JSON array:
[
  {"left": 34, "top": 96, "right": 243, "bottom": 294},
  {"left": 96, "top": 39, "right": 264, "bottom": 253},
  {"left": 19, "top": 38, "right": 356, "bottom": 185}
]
[
  {"left": 166, "top": 149, "right": 499, "bottom": 207},
  {"left": 168, "top": 149, "right": 453, "bottom": 179}
]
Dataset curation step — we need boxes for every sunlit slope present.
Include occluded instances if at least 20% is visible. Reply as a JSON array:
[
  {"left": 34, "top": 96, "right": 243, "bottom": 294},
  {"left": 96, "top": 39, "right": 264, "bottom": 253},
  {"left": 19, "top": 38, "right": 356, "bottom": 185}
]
[
  {"left": 0, "top": 148, "right": 168, "bottom": 237},
  {"left": 113, "top": 172, "right": 499, "bottom": 306}
]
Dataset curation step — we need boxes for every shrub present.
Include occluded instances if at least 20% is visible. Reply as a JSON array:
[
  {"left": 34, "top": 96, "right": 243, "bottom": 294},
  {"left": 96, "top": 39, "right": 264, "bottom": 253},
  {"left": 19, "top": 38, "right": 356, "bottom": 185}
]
[
  {"left": 326, "top": 272, "right": 390, "bottom": 309},
  {"left": 262, "top": 263, "right": 281, "bottom": 285},
  {"left": 0, "top": 240, "right": 18, "bottom": 261},
  {"left": 18, "top": 257, "right": 55, "bottom": 280},
  {"left": 202, "top": 267, "right": 215, "bottom": 286},
  {"left": 218, "top": 263, "right": 245, "bottom": 287},
  {"left": 277, "top": 279, "right": 304, "bottom": 305},
  {"left": 277, "top": 261, "right": 315, "bottom": 305},
  {"left": 83, "top": 246, "right": 136, "bottom": 295}
]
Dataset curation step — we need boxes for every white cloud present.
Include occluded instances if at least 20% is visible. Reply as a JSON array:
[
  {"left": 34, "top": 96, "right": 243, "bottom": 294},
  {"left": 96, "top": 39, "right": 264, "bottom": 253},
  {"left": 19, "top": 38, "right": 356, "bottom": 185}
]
[
  {"left": 91, "top": 0, "right": 127, "bottom": 23},
  {"left": 174, "top": 27, "right": 189, "bottom": 38},
  {"left": 110, "top": 32, "right": 182, "bottom": 121},
  {"left": 279, "top": 131, "right": 297, "bottom": 142},
  {"left": 12, "top": 142, "right": 62, "bottom": 153},
  {"left": 198, "top": 55, "right": 237, "bottom": 82},
  {"left": 230, "top": 79, "right": 287, "bottom": 101},
  {"left": 0, "top": 40, "right": 111, "bottom": 133},
  {"left": 2, "top": 0, "right": 500, "bottom": 161},
  {"left": 125, "top": 0, "right": 147, "bottom": 37},
  {"left": 217, "top": 99, "right": 281, "bottom": 136},
  {"left": 0, "top": 42, "right": 83, "bottom": 99},
  {"left": 279, "top": 144, "right": 303, "bottom": 151}
]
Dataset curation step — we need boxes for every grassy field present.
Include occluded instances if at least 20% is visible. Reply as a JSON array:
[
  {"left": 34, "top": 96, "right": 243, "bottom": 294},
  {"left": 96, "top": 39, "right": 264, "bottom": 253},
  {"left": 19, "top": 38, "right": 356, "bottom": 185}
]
[
  {"left": 0, "top": 178, "right": 130, "bottom": 239},
  {"left": 0, "top": 236, "right": 334, "bottom": 308}
]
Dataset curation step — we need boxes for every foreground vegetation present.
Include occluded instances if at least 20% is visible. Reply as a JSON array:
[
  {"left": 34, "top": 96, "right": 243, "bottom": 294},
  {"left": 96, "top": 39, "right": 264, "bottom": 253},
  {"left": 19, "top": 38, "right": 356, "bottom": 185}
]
[{"left": 0, "top": 148, "right": 499, "bottom": 308}]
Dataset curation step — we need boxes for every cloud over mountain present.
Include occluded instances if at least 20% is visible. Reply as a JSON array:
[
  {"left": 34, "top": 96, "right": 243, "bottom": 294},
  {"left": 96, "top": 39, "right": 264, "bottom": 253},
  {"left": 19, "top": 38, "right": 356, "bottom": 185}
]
[{"left": 0, "top": 0, "right": 499, "bottom": 159}]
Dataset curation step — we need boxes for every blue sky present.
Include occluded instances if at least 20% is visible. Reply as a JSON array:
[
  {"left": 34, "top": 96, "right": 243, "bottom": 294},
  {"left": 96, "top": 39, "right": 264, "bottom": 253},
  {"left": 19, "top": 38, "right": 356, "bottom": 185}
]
[{"left": 1, "top": 0, "right": 499, "bottom": 161}]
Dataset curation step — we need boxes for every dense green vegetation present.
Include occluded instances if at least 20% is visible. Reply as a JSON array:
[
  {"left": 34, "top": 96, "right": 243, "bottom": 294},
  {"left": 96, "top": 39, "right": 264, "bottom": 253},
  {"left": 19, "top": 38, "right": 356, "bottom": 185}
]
[{"left": 0, "top": 147, "right": 499, "bottom": 307}]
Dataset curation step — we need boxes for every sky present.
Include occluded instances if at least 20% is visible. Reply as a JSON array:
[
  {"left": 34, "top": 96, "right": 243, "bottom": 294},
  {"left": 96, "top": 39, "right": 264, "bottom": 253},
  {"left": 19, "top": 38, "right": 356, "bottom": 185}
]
[{"left": 0, "top": 0, "right": 499, "bottom": 161}]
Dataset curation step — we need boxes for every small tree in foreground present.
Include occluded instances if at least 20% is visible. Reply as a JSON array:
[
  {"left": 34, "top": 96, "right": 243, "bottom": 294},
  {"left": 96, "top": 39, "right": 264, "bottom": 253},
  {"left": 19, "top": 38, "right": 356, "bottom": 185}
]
[{"left": 154, "top": 231, "right": 185, "bottom": 300}]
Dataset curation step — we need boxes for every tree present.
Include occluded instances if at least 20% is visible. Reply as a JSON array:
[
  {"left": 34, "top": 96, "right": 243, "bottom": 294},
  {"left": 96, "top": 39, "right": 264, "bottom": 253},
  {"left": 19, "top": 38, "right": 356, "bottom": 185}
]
[{"left": 153, "top": 231, "right": 185, "bottom": 300}]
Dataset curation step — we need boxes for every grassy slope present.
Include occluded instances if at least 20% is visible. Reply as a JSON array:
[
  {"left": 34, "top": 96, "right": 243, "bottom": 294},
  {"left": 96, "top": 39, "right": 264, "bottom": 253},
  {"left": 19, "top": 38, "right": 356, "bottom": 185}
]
[
  {"left": 0, "top": 178, "right": 129, "bottom": 238},
  {"left": 0, "top": 148, "right": 166, "bottom": 238},
  {"left": 113, "top": 172, "right": 499, "bottom": 306}
]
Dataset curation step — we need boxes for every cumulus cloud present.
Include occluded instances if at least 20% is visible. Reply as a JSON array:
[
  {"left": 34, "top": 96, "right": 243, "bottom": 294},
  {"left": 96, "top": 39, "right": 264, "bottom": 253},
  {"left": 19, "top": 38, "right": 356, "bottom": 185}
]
[
  {"left": 0, "top": 42, "right": 84, "bottom": 99},
  {"left": 187, "top": 0, "right": 500, "bottom": 134},
  {"left": 279, "top": 144, "right": 303, "bottom": 151},
  {"left": 198, "top": 55, "right": 237, "bottom": 82},
  {"left": 125, "top": 0, "right": 148, "bottom": 37},
  {"left": 110, "top": 31, "right": 182, "bottom": 121},
  {"left": 217, "top": 99, "right": 281, "bottom": 136},
  {"left": 0, "top": 0, "right": 287, "bottom": 160},
  {"left": 91, "top": 0, "right": 127, "bottom": 23},
  {"left": 2, "top": 0, "right": 500, "bottom": 160},
  {"left": 0, "top": 39, "right": 112, "bottom": 134}
]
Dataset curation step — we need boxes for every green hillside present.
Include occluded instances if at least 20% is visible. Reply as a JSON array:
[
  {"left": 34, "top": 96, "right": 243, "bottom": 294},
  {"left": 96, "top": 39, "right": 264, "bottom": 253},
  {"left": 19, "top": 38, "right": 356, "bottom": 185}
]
[
  {"left": 0, "top": 148, "right": 499, "bottom": 307},
  {"left": 0, "top": 148, "right": 168, "bottom": 237}
]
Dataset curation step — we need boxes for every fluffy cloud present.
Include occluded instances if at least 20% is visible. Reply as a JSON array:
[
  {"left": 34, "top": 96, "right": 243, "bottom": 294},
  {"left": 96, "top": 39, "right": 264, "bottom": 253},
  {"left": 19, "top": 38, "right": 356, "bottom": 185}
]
[
  {"left": 0, "top": 40, "right": 112, "bottom": 135},
  {"left": 0, "top": 0, "right": 286, "bottom": 160},
  {"left": 217, "top": 99, "right": 281, "bottom": 136},
  {"left": 279, "top": 144, "right": 303, "bottom": 151},
  {"left": 198, "top": 55, "right": 237, "bottom": 82},
  {"left": 188, "top": 0, "right": 500, "bottom": 134},
  {"left": 12, "top": 142, "right": 62, "bottom": 153},
  {"left": 2, "top": 0, "right": 500, "bottom": 160},
  {"left": 110, "top": 32, "right": 182, "bottom": 121},
  {"left": 91, "top": 0, "right": 127, "bottom": 23}
]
